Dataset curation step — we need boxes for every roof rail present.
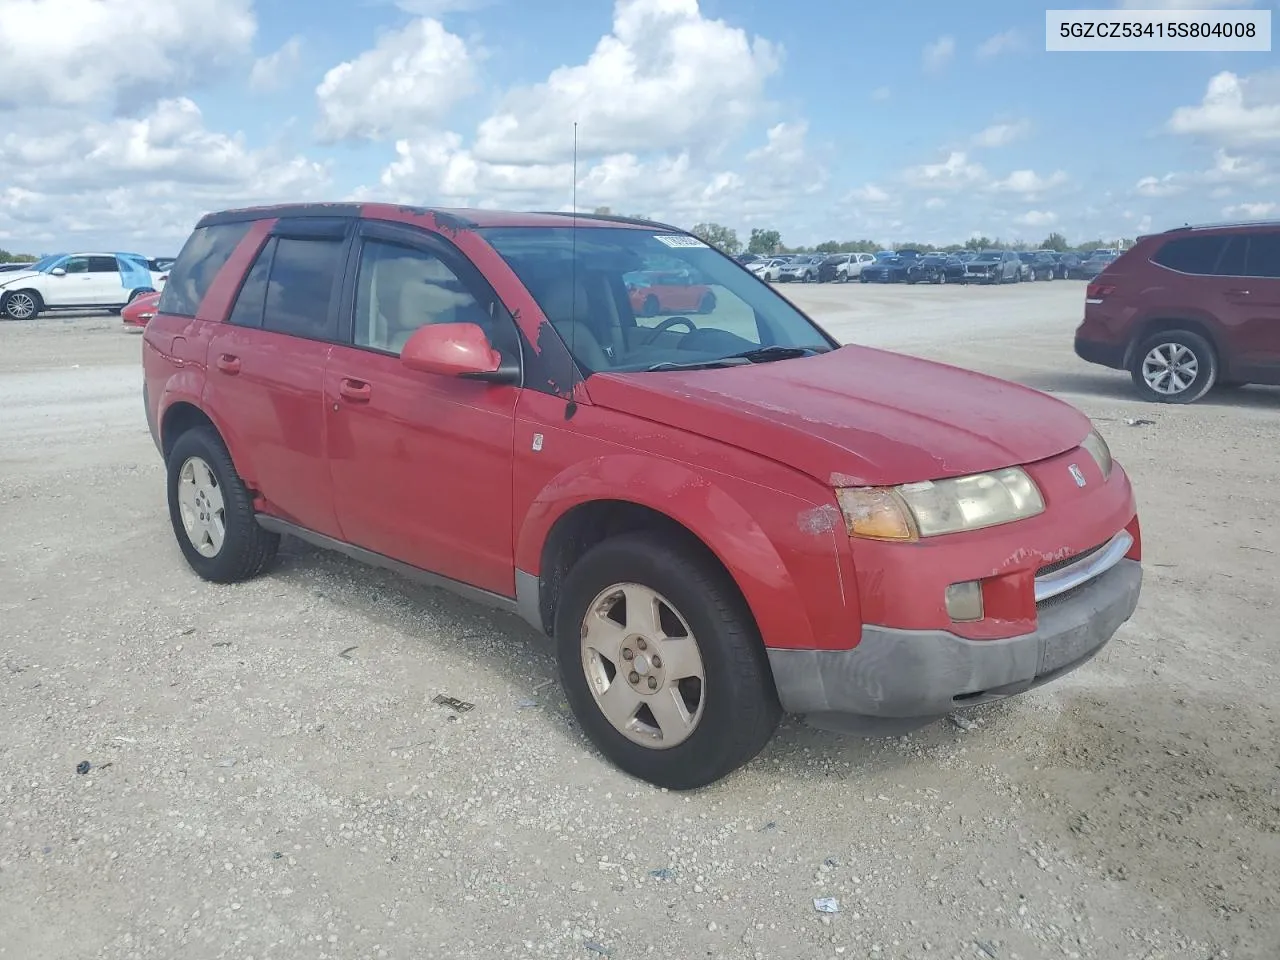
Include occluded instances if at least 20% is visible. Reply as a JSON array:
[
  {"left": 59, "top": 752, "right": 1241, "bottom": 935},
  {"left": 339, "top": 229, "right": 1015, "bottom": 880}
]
[
  {"left": 530, "top": 211, "right": 687, "bottom": 232},
  {"left": 1164, "top": 218, "right": 1280, "bottom": 233}
]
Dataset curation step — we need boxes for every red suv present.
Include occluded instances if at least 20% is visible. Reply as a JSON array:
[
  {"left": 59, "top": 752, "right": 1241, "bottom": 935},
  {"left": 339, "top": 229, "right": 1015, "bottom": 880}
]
[
  {"left": 1074, "top": 221, "right": 1280, "bottom": 403},
  {"left": 144, "top": 204, "right": 1143, "bottom": 789}
]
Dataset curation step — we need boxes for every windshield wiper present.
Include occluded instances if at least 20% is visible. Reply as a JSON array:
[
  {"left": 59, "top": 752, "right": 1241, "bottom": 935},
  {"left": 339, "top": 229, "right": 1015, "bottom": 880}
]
[
  {"left": 645, "top": 357, "right": 751, "bottom": 372},
  {"left": 722, "top": 345, "right": 828, "bottom": 363}
]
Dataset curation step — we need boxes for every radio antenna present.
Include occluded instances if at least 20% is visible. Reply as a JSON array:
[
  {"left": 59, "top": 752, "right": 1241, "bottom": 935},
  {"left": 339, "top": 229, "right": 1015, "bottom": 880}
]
[{"left": 565, "top": 120, "right": 579, "bottom": 420}]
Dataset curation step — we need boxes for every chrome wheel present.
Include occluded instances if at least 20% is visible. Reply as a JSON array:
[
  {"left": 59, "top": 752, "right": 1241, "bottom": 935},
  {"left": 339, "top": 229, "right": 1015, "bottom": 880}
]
[
  {"left": 4, "top": 292, "right": 37, "bottom": 319},
  {"left": 176, "top": 456, "right": 226, "bottom": 558},
  {"left": 580, "top": 583, "right": 706, "bottom": 749},
  {"left": 1142, "top": 342, "right": 1199, "bottom": 396}
]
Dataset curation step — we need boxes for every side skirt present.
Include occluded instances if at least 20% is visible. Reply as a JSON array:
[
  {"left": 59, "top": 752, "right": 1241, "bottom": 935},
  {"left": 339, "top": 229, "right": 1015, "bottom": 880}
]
[{"left": 255, "top": 515, "right": 543, "bottom": 631}]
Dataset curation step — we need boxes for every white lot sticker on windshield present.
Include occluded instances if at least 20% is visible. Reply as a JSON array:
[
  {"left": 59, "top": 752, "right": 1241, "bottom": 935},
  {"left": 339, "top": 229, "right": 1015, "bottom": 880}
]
[{"left": 653, "top": 234, "right": 708, "bottom": 248}]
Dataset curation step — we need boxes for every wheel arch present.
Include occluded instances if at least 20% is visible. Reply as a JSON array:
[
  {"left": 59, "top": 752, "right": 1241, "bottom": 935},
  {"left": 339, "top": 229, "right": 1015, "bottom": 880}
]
[
  {"left": 158, "top": 397, "right": 259, "bottom": 489},
  {"left": 515, "top": 461, "right": 817, "bottom": 653}
]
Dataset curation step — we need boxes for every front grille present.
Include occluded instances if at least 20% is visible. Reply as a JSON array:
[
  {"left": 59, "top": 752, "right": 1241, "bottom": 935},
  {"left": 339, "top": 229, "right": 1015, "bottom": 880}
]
[{"left": 1035, "top": 541, "right": 1106, "bottom": 579}]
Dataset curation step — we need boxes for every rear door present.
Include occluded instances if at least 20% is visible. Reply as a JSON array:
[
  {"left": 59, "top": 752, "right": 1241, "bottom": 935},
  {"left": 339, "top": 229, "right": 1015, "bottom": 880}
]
[{"left": 202, "top": 218, "right": 351, "bottom": 538}]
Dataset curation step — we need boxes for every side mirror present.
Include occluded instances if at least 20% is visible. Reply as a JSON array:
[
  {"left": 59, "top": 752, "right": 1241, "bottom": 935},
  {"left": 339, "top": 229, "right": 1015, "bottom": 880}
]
[
  {"left": 50, "top": 267, "right": 66, "bottom": 277},
  {"left": 400, "top": 322, "right": 519, "bottom": 384}
]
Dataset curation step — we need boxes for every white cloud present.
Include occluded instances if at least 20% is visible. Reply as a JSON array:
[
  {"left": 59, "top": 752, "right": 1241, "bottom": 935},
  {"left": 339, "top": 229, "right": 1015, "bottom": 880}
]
[
  {"left": 0, "top": 98, "right": 329, "bottom": 247},
  {"left": 0, "top": 0, "right": 256, "bottom": 108},
  {"left": 924, "top": 197, "right": 946, "bottom": 210},
  {"left": 901, "top": 151, "right": 985, "bottom": 190},
  {"left": 249, "top": 36, "right": 303, "bottom": 92},
  {"left": 988, "top": 169, "right": 1069, "bottom": 195},
  {"left": 1222, "top": 201, "right": 1277, "bottom": 218},
  {"left": 472, "top": 0, "right": 780, "bottom": 165},
  {"left": 976, "top": 30, "right": 1022, "bottom": 58},
  {"left": 1167, "top": 70, "right": 1280, "bottom": 147},
  {"left": 870, "top": 86, "right": 891, "bottom": 101},
  {"left": 1015, "top": 210, "right": 1057, "bottom": 227},
  {"left": 846, "top": 184, "right": 892, "bottom": 204},
  {"left": 971, "top": 120, "right": 1031, "bottom": 149},
  {"left": 922, "top": 35, "right": 955, "bottom": 72},
  {"left": 1134, "top": 173, "right": 1184, "bottom": 197},
  {"left": 393, "top": 0, "right": 490, "bottom": 12},
  {"left": 315, "top": 18, "right": 477, "bottom": 142}
]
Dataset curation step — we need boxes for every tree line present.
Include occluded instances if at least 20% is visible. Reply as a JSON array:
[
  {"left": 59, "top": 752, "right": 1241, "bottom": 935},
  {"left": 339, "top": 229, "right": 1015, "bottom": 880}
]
[
  {"left": 0, "top": 249, "right": 38, "bottom": 264},
  {"left": 687, "top": 224, "right": 1133, "bottom": 257}
]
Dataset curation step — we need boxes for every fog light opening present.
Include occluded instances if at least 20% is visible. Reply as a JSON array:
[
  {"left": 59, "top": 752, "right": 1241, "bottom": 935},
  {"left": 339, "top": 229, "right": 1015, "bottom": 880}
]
[{"left": 945, "top": 580, "right": 984, "bottom": 622}]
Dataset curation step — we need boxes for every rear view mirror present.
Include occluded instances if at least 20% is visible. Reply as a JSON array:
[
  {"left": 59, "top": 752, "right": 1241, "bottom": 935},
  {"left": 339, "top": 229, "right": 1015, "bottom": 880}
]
[
  {"left": 400, "top": 322, "right": 519, "bottom": 384},
  {"left": 50, "top": 267, "right": 66, "bottom": 277}
]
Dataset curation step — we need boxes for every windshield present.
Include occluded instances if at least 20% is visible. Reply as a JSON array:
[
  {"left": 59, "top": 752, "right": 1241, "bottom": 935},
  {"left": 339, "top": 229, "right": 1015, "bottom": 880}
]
[
  {"left": 480, "top": 226, "right": 837, "bottom": 374},
  {"left": 30, "top": 254, "right": 66, "bottom": 272}
]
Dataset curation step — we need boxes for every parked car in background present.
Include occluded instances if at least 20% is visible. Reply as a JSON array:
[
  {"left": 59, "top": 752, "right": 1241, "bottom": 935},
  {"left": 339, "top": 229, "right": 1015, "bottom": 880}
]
[
  {"left": 122, "top": 290, "right": 161, "bottom": 330},
  {"left": 1074, "top": 220, "right": 1280, "bottom": 404},
  {"left": 0, "top": 251, "right": 164, "bottom": 320},
  {"left": 733, "top": 253, "right": 761, "bottom": 266},
  {"left": 778, "top": 255, "right": 825, "bottom": 283},
  {"left": 0, "top": 261, "right": 36, "bottom": 273},
  {"left": 624, "top": 269, "right": 717, "bottom": 316},
  {"left": 148, "top": 256, "right": 176, "bottom": 275},
  {"left": 834, "top": 252, "right": 877, "bottom": 282},
  {"left": 949, "top": 250, "right": 1022, "bottom": 284},
  {"left": 143, "top": 201, "right": 1142, "bottom": 789},
  {"left": 905, "top": 254, "right": 951, "bottom": 284},
  {"left": 1077, "top": 251, "right": 1120, "bottom": 280},
  {"left": 860, "top": 250, "right": 915, "bottom": 283},
  {"left": 1019, "top": 251, "right": 1058, "bottom": 281},
  {"left": 749, "top": 257, "right": 790, "bottom": 281}
]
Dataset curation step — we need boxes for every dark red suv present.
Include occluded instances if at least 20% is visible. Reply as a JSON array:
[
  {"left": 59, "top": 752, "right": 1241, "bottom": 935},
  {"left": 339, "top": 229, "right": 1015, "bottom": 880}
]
[
  {"left": 1074, "top": 221, "right": 1280, "bottom": 403},
  {"left": 143, "top": 203, "right": 1142, "bottom": 789}
]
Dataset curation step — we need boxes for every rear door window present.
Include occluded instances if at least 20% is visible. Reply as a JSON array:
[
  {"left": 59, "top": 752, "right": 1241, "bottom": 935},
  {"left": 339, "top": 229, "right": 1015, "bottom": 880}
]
[
  {"left": 1214, "top": 235, "right": 1248, "bottom": 276},
  {"left": 159, "top": 222, "right": 253, "bottom": 316},
  {"left": 261, "top": 237, "right": 344, "bottom": 340},
  {"left": 1152, "top": 235, "right": 1224, "bottom": 275},
  {"left": 88, "top": 256, "right": 118, "bottom": 273},
  {"left": 227, "top": 238, "right": 276, "bottom": 329}
]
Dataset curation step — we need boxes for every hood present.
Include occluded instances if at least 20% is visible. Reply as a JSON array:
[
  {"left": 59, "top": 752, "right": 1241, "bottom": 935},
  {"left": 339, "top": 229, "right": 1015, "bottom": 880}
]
[
  {"left": 584, "top": 345, "right": 1090, "bottom": 487},
  {"left": 0, "top": 270, "right": 39, "bottom": 286}
]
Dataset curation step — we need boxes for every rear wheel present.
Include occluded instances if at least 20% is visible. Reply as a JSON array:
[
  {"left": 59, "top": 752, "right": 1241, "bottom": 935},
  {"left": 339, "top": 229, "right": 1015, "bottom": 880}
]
[
  {"left": 554, "top": 531, "right": 781, "bottom": 790},
  {"left": 166, "top": 426, "right": 279, "bottom": 582},
  {"left": 697, "top": 292, "right": 716, "bottom": 314},
  {"left": 1129, "top": 330, "right": 1217, "bottom": 404}
]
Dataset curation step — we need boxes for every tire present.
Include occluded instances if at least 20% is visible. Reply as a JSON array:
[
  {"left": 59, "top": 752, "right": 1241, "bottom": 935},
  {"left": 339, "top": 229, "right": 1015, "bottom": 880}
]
[
  {"left": 936, "top": 272, "right": 946, "bottom": 284},
  {"left": 1128, "top": 330, "right": 1218, "bottom": 404},
  {"left": 641, "top": 295, "right": 659, "bottom": 318},
  {"left": 2, "top": 289, "right": 41, "bottom": 320},
  {"left": 554, "top": 530, "right": 781, "bottom": 790},
  {"left": 166, "top": 426, "right": 280, "bottom": 582},
  {"left": 697, "top": 292, "right": 716, "bottom": 314}
]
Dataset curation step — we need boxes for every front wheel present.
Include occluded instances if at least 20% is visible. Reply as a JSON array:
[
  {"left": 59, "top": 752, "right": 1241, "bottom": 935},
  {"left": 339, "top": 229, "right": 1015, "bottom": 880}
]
[
  {"left": 2, "top": 290, "right": 41, "bottom": 320},
  {"left": 1129, "top": 330, "right": 1218, "bottom": 404},
  {"left": 166, "top": 426, "right": 280, "bottom": 582},
  {"left": 641, "top": 295, "right": 659, "bottom": 318},
  {"left": 555, "top": 531, "right": 781, "bottom": 790},
  {"left": 696, "top": 292, "right": 716, "bottom": 314}
]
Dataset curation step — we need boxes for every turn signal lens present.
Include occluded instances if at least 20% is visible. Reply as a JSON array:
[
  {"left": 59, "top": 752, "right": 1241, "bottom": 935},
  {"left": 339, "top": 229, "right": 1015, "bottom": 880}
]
[{"left": 835, "top": 488, "right": 917, "bottom": 541}]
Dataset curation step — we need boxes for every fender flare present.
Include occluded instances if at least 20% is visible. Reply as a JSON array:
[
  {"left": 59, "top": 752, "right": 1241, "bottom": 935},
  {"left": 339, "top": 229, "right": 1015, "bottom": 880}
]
[{"left": 515, "top": 454, "right": 817, "bottom": 650}]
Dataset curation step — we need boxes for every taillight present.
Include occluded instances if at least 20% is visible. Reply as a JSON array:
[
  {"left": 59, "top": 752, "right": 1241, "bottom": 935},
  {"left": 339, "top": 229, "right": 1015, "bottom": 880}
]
[{"left": 1086, "top": 282, "right": 1115, "bottom": 299}]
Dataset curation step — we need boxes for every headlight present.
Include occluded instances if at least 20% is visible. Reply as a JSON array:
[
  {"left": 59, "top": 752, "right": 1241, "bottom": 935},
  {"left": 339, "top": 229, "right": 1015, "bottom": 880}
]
[
  {"left": 836, "top": 467, "right": 1045, "bottom": 541},
  {"left": 1080, "top": 428, "right": 1113, "bottom": 479}
]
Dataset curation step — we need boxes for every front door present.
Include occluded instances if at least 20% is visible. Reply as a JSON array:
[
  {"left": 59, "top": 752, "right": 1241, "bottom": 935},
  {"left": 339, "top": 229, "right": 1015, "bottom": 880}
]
[
  {"left": 45, "top": 256, "right": 98, "bottom": 306},
  {"left": 201, "top": 223, "right": 348, "bottom": 539},
  {"left": 324, "top": 222, "right": 520, "bottom": 597}
]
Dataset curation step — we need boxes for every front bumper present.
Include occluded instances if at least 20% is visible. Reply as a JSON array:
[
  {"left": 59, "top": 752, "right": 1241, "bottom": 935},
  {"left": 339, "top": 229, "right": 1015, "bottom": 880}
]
[{"left": 767, "top": 555, "right": 1141, "bottom": 723}]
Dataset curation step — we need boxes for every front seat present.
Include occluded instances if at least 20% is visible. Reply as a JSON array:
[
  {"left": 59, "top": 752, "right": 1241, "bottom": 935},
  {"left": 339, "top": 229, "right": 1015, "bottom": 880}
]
[{"left": 534, "top": 278, "right": 611, "bottom": 372}]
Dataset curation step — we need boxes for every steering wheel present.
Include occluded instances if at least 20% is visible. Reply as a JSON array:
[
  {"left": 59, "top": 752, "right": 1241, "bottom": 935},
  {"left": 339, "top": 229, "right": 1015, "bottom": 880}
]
[{"left": 640, "top": 315, "right": 697, "bottom": 345}]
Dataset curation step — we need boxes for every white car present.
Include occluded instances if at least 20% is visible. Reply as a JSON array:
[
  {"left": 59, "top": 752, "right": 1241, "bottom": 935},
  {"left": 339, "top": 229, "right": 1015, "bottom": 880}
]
[
  {"left": 0, "top": 251, "right": 166, "bottom": 321},
  {"left": 833, "top": 252, "right": 877, "bottom": 282},
  {"left": 748, "top": 257, "right": 790, "bottom": 282}
]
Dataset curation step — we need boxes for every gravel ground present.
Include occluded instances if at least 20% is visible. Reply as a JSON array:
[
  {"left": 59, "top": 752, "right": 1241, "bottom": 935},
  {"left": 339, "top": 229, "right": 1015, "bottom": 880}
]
[{"left": 1, "top": 284, "right": 1277, "bottom": 960}]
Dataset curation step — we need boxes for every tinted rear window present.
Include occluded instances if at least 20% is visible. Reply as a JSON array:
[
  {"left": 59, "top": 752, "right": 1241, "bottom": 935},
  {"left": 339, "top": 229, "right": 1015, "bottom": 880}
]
[
  {"left": 1244, "top": 232, "right": 1280, "bottom": 278},
  {"left": 227, "top": 238, "right": 276, "bottom": 329},
  {"left": 1152, "top": 235, "right": 1224, "bottom": 275},
  {"left": 262, "top": 237, "right": 344, "bottom": 340},
  {"left": 158, "top": 222, "right": 253, "bottom": 316}
]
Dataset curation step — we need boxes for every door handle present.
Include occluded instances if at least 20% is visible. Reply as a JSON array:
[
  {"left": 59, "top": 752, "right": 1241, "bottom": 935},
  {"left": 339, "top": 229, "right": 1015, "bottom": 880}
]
[
  {"left": 1225, "top": 288, "right": 1250, "bottom": 296},
  {"left": 339, "top": 378, "right": 371, "bottom": 403},
  {"left": 216, "top": 354, "right": 241, "bottom": 374}
]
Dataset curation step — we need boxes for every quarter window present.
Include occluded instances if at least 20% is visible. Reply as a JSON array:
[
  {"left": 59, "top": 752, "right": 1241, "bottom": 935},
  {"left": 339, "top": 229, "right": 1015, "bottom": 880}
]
[
  {"left": 227, "top": 238, "right": 276, "bottom": 329},
  {"left": 1152, "top": 235, "right": 1224, "bottom": 275},
  {"left": 262, "top": 237, "right": 344, "bottom": 340},
  {"left": 159, "top": 221, "right": 253, "bottom": 317}
]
